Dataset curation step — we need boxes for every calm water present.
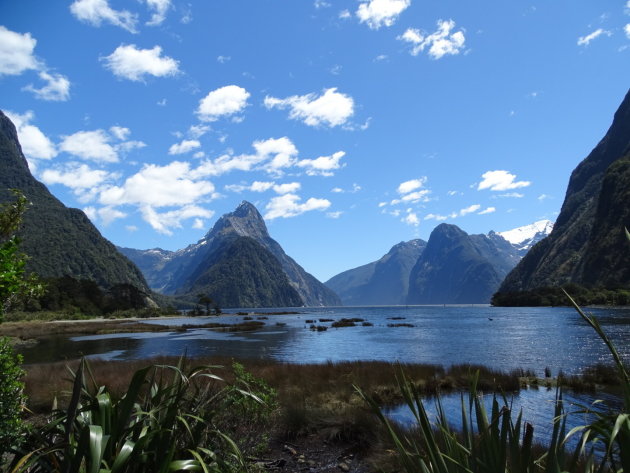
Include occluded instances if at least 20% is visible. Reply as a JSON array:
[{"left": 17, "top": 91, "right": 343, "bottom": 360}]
[
  {"left": 385, "top": 388, "right": 623, "bottom": 451},
  {"left": 18, "top": 305, "right": 630, "bottom": 376}
]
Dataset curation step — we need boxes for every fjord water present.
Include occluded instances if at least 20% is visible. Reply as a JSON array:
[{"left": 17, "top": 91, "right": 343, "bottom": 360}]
[{"left": 19, "top": 305, "right": 630, "bottom": 376}]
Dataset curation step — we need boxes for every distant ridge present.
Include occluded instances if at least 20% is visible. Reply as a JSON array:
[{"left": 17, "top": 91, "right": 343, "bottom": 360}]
[
  {"left": 407, "top": 223, "right": 520, "bottom": 304},
  {"left": 325, "top": 239, "right": 426, "bottom": 305}
]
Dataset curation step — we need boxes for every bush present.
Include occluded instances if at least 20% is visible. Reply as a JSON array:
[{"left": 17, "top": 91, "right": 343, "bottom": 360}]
[{"left": 0, "top": 337, "right": 26, "bottom": 461}]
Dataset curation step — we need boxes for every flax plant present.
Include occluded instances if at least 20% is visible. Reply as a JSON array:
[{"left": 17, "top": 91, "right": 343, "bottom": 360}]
[{"left": 9, "top": 357, "right": 253, "bottom": 473}]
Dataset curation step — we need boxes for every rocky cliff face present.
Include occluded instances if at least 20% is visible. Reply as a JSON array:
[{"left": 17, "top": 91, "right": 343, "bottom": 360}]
[
  {"left": 124, "top": 201, "right": 341, "bottom": 306},
  {"left": 0, "top": 110, "right": 149, "bottom": 291},
  {"left": 498, "top": 89, "right": 630, "bottom": 293},
  {"left": 325, "top": 239, "right": 426, "bottom": 305},
  {"left": 407, "top": 224, "right": 520, "bottom": 304}
]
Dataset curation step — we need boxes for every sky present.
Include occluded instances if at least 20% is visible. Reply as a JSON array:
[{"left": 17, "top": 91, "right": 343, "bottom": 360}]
[{"left": 1, "top": 0, "right": 629, "bottom": 283}]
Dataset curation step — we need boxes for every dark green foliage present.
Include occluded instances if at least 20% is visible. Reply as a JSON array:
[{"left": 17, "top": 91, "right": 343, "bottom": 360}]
[
  {"left": 499, "top": 89, "right": 630, "bottom": 296},
  {"left": 179, "top": 236, "right": 304, "bottom": 308},
  {"left": 9, "top": 358, "right": 249, "bottom": 472},
  {"left": 492, "top": 283, "right": 630, "bottom": 306},
  {"left": 0, "top": 190, "right": 44, "bottom": 320},
  {"left": 0, "top": 110, "right": 149, "bottom": 292},
  {"left": 326, "top": 239, "right": 426, "bottom": 305},
  {"left": 20, "top": 276, "right": 153, "bottom": 316},
  {"left": 0, "top": 337, "right": 26, "bottom": 461}
]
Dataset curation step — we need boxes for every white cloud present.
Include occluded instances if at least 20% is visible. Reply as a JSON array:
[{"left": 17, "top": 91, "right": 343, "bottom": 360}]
[
  {"left": 403, "top": 211, "right": 419, "bottom": 226},
  {"left": 188, "top": 124, "right": 210, "bottom": 139},
  {"left": 168, "top": 139, "right": 201, "bottom": 155},
  {"left": 356, "top": 0, "right": 410, "bottom": 29},
  {"left": 0, "top": 27, "right": 71, "bottom": 101},
  {"left": 459, "top": 204, "right": 481, "bottom": 216},
  {"left": 100, "top": 161, "right": 215, "bottom": 208},
  {"left": 102, "top": 44, "right": 180, "bottom": 81},
  {"left": 297, "top": 151, "right": 345, "bottom": 176},
  {"left": 145, "top": 0, "right": 171, "bottom": 26},
  {"left": 314, "top": 0, "right": 331, "bottom": 8},
  {"left": 577, "top": 28, "right": 612, "bottom": 46},
  {"left": 141, "top": 205, "right": 213, "bottom": 235},
  {"left": 99, "top": 206, "right": 127, "bottom": 225},
  {"left": 0, "top": 26, "right": 39, "bottom": 76},
  {"left": 4, "top": 110, "right": 57, "bottom": 160},
  {"left": 70, "top": 0, "right": 138, "bottom": 33},
  {"left": 327, "top": 211, "right": 343, "bottom": 219},
  {"left": 226, "top": 181, "right": 301, "bottom": 195},
  {"left": 60, "top": 130, "right": 118, "bottom": 163},
  {"left": 264, "top": 87, "right": 354, "bottom": 128},
  {"left": 264, "top": 193, "right": 331, "bottom": 220},
  {"left": 478, "top": 207, "right": 496, "bottom": 215},
  {"left": 398, "top": 20, "right": 466, "bottom": 59},
  {"left": 538, "top": 194, "right": 550, "bottom": 201},
  {"left": 109, "top": 126, "right": 130, "bottom": 141},
  {"left": 23, "top": 71, "right": 71, "bottom": 101},
  {"left": 273, "top": 182, "right": 301, "bottom": 194},
  {"left": 59, "top": 127, "right": 144, "bottom": 163},
  {"left": 401, "top": 190, "right": 430, "bottom": 202},
  {"left": 126, "top": 225, "right": 138, "bottom": 232},
  {"left": 192, "top": 218, "right": 205, "bottom": 230},
  {"left": 41, "top": 163, "right": 113, "bottom": 190},
  {"left": 332, "top": 187, "right": 344, "bottom": 194},
  {"left": 478, "top": 170, "right": 531, "bottom": 191},
  {"left": 217, "top": 55, "right": 231, "bottom": 63},
  {"left": 339, "top": 9, "right": 351, "bottom": 19},
  {"left": 397, "top": 177, "right": 426, "bottom": 194},
  {"left": 83, "top": 206, "right": 127, "bottom": 225},
  {"left": 625, "top": 24, "right": 630, "bottom": 39},
  {"left": 196, "top": 85, "right": 250, "bottom": 122},
  {"left": 425, "top": 213, "right": 448, "bottom": 221},
  {"left": 496, "top": 192, "right": 524, "bottom": 198}
]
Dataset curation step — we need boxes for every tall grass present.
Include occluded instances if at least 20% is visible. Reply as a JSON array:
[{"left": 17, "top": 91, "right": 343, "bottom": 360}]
[
  {"left": 358, "top": 293, "right": 630, "bottom": 472},
  {"left": 8, "top": 358, "right": 256, "bottom": 473}
]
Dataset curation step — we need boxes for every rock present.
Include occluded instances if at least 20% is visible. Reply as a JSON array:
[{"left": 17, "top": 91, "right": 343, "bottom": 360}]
[{"left": 338, "top": 461, "right": 350, "bottom": 472}]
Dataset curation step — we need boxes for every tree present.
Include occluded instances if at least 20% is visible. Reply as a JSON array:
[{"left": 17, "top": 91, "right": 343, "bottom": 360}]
[
  {"left": 197, "top": 293, "right": 216, "bottom": 315},
  {"left": 0, "top": 189, "right": 43, "bottom": 321}
]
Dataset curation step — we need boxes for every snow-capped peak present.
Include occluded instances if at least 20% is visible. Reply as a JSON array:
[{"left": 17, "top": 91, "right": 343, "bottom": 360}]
[{"left": 498, "top": 219, "right": 554, "bottom": 249}]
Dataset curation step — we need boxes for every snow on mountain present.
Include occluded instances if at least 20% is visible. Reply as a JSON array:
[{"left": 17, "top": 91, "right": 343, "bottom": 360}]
[{"left": 498, "top": 220, "right": 554, "bottom": 251}]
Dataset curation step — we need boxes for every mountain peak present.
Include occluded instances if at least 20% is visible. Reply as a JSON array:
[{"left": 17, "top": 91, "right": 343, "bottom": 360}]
[
  {"left": 497, "top": 219, "right": 554, "bottom": 251},
  {"left": 206, "top": 200, "right": 269, "bottom": 240},
  {"left": 1, "top": 110, "right": 31, "bottom": 174}
]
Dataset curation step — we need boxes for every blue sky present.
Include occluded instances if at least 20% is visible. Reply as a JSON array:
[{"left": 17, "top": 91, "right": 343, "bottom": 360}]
[{"left": 1, "top": 0, "right": 629, "bottom": 282}]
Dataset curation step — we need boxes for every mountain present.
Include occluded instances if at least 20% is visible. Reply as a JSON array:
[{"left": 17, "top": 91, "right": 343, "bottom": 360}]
[
  {"left": 497, "top": 89, "right": 630, "bottom": 295},
  {"left": 176, "top": 236, "right": 303, "bottom": 308},
  {"left": 0, "top": 110, "right": 149, "bottom": 292},
  {"left": 122, "top": 201, "right": 341, "bottom": 307},
  {"left": 407, "top": 224, "right": 521, "bottom": 304},
  {"left": 325, "top": 239, "right": 426, "bottom": 305},
  {"left": 498, "top": 220, "right": 554, "bottom": 255}
]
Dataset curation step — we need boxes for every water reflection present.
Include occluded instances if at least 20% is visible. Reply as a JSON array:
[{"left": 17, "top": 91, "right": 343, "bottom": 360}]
[{"left": 16, "top": 306, "right": 630, "bottom": 375}]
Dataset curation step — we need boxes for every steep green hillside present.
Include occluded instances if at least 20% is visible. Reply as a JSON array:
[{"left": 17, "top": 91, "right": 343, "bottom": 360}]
[
  {"left": 177, "top": 236, "right": 303, "bottom": 308},
  {"left": 0, "top": 110, "right": 149, "bottom": 291},
  {"left": 497, "top": 89, "right": 630, "bottom": 297}
]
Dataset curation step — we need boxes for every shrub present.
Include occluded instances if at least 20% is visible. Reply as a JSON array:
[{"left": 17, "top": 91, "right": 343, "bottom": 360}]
[{"left": 0, "top": 337, "right": 26, "bottom": 461}]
